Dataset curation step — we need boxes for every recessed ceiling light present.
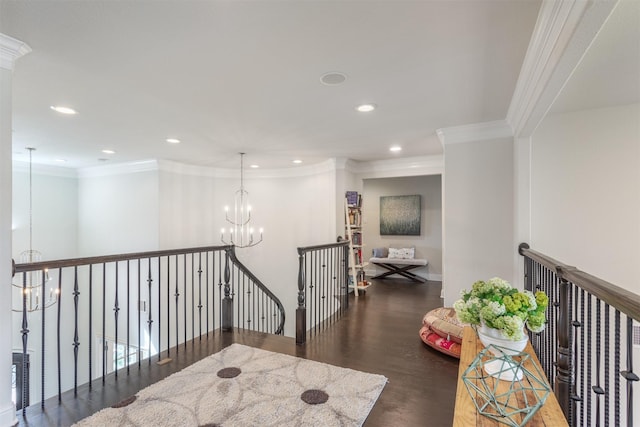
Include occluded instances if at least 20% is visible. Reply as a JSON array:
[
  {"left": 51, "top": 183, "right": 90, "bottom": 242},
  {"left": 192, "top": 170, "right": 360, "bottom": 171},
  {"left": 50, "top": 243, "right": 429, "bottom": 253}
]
[
  {"left": 356, "top": 104, "right": 376, "bottom": 113},
  {"left": 320, "top": 72, "right": 347, "bottom": 86},
  {"left": 54, "top": 158, "right": 67, "bottom": 163},
  {"left": 50, "top": 105, "right": 77, "bottom": 115},
  {"left": 102, "top": 149, "right": 115, "bottom": 154},
  {"left": 250, "top": 164, "right": 259, "bottom": 168},
  {"left": 389, "top": 146, "right": 402, "bottom": 152},
  {"left": 292, "top": 159, "right": 303, "bottom": 164},
  {"left": 166, "top": 138, "right": 181, "bottom": 144}
]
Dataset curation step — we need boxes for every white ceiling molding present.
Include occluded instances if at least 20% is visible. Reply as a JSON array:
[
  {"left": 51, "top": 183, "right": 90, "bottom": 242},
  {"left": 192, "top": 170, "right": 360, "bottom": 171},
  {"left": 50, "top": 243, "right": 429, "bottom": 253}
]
[
  {"left": 77, "top": 159, "right": 160, "bottom": 178},
  {"left": 506, "top": 0, "right": 618, "bottom": 137},
  {"left": 157, "top": 158, "right": 339, "bottom": 179},
  {"left": 436, "top": 120, "right": 513, "bottom": 146},
  {"left": 12, "top": 160, "right": 77, "bottom": 178},
  {"left": 349, "top": 155, "right": 444, "bottom": 179},
  {"left": 0, "top": 33, "right": 31, "bottom": 70},
  {"left": 75, "top": 156, "right": 442, "bottom": 180}
]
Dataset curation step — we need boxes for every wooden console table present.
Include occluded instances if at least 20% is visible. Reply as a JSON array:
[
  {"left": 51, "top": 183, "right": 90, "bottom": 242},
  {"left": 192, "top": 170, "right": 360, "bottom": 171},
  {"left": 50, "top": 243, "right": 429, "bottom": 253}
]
[{"left": 453, "top": 327, "right": 568, "bottom": 427}]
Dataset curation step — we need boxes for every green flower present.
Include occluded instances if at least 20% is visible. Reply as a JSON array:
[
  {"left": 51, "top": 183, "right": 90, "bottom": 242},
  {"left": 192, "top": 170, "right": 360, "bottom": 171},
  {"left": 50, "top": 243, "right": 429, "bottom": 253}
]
[{"left": 453, "top": 277, "right": 548, "bottom": 340}]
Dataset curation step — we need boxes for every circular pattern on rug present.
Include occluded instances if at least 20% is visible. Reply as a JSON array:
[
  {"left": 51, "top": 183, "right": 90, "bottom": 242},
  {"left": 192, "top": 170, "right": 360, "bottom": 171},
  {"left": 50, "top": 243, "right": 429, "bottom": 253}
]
[
  {"left": 217, "top": 367, "right": 241, "bottom": 378},
  {"left": 300, "top": 389, "right": 329, "bottom": 405},
  {"left": 111, "top": 395, "right": 137, "bottom": 408}
]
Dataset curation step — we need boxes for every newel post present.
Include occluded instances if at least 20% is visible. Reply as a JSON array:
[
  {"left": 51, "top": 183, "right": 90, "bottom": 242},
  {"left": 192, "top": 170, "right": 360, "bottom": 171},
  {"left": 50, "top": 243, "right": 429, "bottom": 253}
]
[
  {"left": 222, "top": 248, "right": 233, "bottom": 331},
  {"left": 296, "top": 249, "right": 306, "bottom": 345},
  {"left": 556, "top": 266, "right": 574, "bottom": 421}
]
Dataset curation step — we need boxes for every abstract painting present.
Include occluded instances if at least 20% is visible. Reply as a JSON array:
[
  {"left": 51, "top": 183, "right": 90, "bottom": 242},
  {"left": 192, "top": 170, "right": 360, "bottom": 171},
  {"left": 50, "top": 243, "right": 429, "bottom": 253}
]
[{"left": 379, "top": 195, "right": 421, "bottom": 236}]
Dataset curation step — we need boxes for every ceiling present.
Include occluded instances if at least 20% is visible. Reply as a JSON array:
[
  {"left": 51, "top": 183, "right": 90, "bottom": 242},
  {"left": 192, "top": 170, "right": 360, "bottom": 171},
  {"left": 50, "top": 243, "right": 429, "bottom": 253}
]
[
  {"left": 3, "top": 1, "right": 638, "bottom": 171},
  {"left": 1, "top": 0, "right": 545, "bottom": 169}
]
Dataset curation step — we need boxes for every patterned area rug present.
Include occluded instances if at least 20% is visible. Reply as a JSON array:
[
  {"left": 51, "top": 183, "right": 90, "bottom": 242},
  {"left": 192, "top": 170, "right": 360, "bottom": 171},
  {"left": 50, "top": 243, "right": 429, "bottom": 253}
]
[{"left": 74, "top": 343, "right": 387, "bottom": 426}]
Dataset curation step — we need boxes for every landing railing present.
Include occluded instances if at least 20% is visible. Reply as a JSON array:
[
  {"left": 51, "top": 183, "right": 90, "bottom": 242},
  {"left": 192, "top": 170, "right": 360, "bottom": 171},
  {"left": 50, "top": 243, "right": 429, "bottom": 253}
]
[
  {"left": 519, "top": 243, "right": 640, "bottom": 427},
  {"left": 12, "top": 245, "right": 284, "bottom": 414},
  {"left": 296, "top": 241, "right": 349, "bottom": 345}
]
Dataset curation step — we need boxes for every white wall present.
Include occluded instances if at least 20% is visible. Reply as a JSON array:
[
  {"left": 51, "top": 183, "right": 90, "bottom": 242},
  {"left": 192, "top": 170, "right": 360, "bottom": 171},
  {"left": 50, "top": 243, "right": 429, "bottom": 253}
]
[
  {"left": 158, "top": 170, "right": 223, "bottom": 249},
  {"left": 530, "top": 103, "right": 640, "bottom": 294},
  {"left": 157, "top": 164, "right": 337, "bottom": 337},
  {"left": 12, "top": 165, "right": 78, "bottom": 260},
  {"left": 78, "top": 169, "right": 160, "bottom": 255},
  {"left": 443, "top": 137, "right": 514, "bottom": 306},
  {"left": 362, "top": 175, "right": 442, "bottom": 280}
]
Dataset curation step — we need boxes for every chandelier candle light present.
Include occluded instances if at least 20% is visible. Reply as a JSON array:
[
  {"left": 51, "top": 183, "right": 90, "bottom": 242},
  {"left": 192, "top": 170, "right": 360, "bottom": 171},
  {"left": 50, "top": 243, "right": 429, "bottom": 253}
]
[{"left": 220, "top": 153, "right": 263, "bottom": 248}]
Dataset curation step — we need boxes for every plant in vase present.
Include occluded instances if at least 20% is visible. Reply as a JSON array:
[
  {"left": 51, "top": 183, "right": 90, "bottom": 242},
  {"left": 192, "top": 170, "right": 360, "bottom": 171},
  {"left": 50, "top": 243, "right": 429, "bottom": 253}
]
[
  {"left": 454, "top": 277, "right": 549, "bottom": 380},
  {"left": 454, "top": 278, "right": 548, "bottom": 350}
]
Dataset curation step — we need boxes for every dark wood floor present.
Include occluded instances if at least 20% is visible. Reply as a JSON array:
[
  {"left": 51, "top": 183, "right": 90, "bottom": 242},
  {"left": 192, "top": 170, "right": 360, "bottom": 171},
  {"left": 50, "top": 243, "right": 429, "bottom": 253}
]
[{"left": 18, "top": 278, "right": 459, "bottom": 426}]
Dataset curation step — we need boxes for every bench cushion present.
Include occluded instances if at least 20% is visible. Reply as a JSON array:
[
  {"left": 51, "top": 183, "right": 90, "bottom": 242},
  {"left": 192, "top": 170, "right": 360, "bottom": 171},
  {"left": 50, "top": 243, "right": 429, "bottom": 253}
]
[{"left": 369, "top": 257, "right": 427, "bottom": 266}]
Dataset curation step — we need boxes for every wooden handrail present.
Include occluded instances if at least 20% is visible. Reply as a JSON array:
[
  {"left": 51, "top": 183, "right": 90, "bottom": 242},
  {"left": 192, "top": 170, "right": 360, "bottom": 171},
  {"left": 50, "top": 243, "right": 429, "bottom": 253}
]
[
  {"left": 519, "top": 243, "right": 640, "bottom": 321},
  {"left": 13, "top": 245, "right": 232, "bottom": 274}
]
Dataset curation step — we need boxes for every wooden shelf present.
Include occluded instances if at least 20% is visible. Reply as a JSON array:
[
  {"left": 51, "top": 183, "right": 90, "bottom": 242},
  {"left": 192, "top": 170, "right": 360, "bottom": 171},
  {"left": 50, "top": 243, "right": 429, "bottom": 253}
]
[{"left": 345, "top": 194, "right": 369, "bottom": 297}]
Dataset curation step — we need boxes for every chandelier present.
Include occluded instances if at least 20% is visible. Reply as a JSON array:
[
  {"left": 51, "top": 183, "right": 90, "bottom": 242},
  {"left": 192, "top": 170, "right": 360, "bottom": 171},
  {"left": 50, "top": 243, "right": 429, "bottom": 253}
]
[
  {"left": 220, "top": 153, "right": 263, "bottom": 248},
  {"left": 13, "top": 147, "right": 57, "bottom": 312}
]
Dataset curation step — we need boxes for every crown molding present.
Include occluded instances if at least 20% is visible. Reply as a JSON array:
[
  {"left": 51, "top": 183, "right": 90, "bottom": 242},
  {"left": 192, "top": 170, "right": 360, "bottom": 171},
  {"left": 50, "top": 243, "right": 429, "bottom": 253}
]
[
  {"left": 12, "top": 161, "right": 78, "bottom": 178},
  {"left": 156, "top": 158, "right": 339, "bottom": 179},
  {"left": 74, "top": 156, "right": 443, "bottom": 181},
  {"left": 436, "top": 120, "right": 513, "bottom": 146},
  {"left": 0, "top": 33, "right": 31, "bottom": 71},
  {"left": 348, "top": 155, "right": 444, "bottom": 179},
  {"left": 506, "top": 0, "right": 618, "bottom": 137},
  {"left": 77, "top": 159, "right": 159, "bottom": 178}
]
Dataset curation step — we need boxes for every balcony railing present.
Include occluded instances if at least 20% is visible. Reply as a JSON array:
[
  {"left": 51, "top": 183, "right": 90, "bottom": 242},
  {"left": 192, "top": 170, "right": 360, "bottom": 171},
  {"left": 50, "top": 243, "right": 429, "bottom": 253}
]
[
  {"left": 296, "top": 241, "right": 350, "bottom": 345},
  {"left": 12, "top": 245, "right": 284, "bottom": 414},
  {"left": 519, "top": 243, "right": 640, "bottom": 427}
]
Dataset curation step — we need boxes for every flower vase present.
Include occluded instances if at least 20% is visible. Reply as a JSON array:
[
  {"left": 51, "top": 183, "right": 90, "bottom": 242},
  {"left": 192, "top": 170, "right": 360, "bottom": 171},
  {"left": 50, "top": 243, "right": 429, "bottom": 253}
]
[{"left": 477, "top": 324, "right": 528, "bottom": 381}]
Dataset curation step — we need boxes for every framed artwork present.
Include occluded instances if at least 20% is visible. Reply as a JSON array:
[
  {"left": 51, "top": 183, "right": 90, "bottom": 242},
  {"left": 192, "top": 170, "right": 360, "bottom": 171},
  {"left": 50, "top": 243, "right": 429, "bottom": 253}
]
[{"left": 379, "top": 195, "right": 421, "bottom": 236}]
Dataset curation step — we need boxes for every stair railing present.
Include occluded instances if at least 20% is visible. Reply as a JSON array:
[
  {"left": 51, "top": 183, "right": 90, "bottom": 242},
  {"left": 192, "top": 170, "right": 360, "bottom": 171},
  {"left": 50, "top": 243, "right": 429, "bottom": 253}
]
[
  {"left": 519, "top": 243, "right": 640, "bottom": 427},
  {"left": 296, "top": 241, "right": 350, "bottom": 345},
  {"left": 11, "top": 244, "right": 284, "bottom": 414}
]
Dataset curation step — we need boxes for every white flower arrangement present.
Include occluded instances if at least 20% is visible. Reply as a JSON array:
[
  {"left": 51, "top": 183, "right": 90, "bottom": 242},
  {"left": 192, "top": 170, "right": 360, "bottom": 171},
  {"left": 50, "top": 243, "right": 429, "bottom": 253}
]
[{"left": 453, "top": 277, "right": 549, "bottom": 341}]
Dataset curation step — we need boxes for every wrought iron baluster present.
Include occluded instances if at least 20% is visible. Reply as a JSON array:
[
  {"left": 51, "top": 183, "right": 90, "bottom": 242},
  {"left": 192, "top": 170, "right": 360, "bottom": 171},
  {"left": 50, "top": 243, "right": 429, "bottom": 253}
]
[
  {"left": 89, "top": 264, "right": 93, "bottom": 388},
  {"left": 206, "top": 251, "right": 209, "bottom": 337},
  {"left": 620, "top": 316, "right": 638, "bottom": 427},
  {"left": 157, "top": 257, "right": 161, "bottom": 359},
  {"left": 102, "top": 263, "right": 106, "bottom": 379},
  {"left": 587, "top": 294, "right": 593, "bottom": 426},
  {"left": 126, "top": 260, "right": 130, "bottom": 373},
  {"left": 40, "top": 270, "right": 47, "bottom": 406},
  {"left": 20, "top": 272, "right": 28, "bottom": 415},
  {"left": 191, "top": 254, "right": 194, "bottom": 342},
  {"left": 594, "top": 299, "right": 604, "bottom": 424},
  {"left": 174, "top": 255, "right": 179, "bottom": 351},
  {"left": 146, "top": 258, "right": 153, "bottom": 365},
  {"left": 114, "top": 262, "right": 119, "bottom": 377},
  {"left": 73, "top": 266, "right": 80, "bottom": 390},
  {"left": 183, "top": 253, "right": 187, "bottom": 348},
  {"left": 166, "top": 255, "right": 170, "bottom": 355},
  {"left": 604, "top": 303, "right": 610, "bottom": 426},
  {"left": 198, "top": 252, "right": 203, "bottom": 339},
  {"left": 614, "top": 310, "right": 620, "bottom": 427},
  {"left": 137, "top": 259, "right": 141, "bottom": 368}
]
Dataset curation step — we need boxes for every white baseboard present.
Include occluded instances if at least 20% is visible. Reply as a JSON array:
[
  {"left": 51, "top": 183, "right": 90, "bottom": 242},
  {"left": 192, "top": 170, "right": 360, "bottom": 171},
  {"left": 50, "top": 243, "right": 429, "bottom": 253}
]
[{"left": 0, "top": 401, "right": 17, "bottom": 427}]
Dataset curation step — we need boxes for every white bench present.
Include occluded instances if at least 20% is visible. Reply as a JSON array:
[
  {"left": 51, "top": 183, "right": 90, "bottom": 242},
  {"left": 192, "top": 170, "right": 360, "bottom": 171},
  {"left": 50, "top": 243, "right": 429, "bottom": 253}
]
[{"left": 369, "top": 257, "right": 428, "bottom": 283}]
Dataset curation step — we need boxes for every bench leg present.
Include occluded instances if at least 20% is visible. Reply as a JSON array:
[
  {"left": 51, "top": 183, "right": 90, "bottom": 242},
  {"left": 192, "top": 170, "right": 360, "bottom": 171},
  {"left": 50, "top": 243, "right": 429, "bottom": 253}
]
[{"left": 372, "top": 263, "right": 426, "bottom": 283}]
